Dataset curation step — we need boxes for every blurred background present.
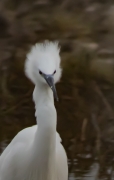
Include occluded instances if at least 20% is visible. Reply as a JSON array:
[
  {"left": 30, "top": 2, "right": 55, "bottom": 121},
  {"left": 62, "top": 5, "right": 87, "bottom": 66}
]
[{"left": 0, "top": 0, "right": 114, "bottom": 179}]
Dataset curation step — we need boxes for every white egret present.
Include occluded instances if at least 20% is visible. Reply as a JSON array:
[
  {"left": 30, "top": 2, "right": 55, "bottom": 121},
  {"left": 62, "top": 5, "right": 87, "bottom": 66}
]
[{"left": 0, "top": 41, "right": 68, "bottom": 180}]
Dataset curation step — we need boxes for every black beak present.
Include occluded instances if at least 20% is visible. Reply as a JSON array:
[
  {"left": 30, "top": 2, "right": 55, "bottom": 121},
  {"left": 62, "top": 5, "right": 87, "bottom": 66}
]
[{"left": 42, "top": 74, "right": 59, "bottom": 101}]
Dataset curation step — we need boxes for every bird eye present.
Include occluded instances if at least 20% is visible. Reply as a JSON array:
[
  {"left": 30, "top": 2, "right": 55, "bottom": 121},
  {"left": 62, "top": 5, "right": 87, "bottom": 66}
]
[
  {"left": 53, "top": 70, "right": 56, "bottom": 74},
  {"left": 39, "top": 70, "right": 42, "bottom": 75}
]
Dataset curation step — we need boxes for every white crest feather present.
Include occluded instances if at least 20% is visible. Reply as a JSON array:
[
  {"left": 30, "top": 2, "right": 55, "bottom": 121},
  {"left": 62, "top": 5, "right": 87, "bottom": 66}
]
[{"left": 25, "top": 40, "right": 61, "bottom": 84}]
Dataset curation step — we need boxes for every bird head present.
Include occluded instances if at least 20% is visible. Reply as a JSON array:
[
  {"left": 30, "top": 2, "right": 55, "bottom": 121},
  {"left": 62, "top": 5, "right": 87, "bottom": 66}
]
[{"left": 25, "top": 41, "right": 62, "bottom": 101}]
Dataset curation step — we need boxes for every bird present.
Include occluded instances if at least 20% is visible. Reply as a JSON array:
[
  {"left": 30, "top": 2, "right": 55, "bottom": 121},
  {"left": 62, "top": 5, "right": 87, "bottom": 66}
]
[{"left": 0, "top": 41, "right": 68, "bottom": 180}]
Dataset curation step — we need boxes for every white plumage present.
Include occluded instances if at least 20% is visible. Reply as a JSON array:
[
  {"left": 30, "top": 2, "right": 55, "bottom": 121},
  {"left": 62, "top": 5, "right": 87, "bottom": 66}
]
[{"left": 0, "top": 41, "right": 68, "bottom": 180}]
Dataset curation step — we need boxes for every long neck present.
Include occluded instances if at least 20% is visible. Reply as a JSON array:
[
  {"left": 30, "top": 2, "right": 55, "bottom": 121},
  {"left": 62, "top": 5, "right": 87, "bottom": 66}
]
[
  {"left": 30, "top": 83, "right": 57, "bottom": 180},
  {"left": 33, "top": 83, "right": 54, "bottom": 109}
]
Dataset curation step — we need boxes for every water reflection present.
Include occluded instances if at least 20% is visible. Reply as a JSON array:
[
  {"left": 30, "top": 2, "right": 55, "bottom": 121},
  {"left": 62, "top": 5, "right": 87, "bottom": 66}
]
[{"left": 82, "top": 163, "right": 99, "bottom": 180}]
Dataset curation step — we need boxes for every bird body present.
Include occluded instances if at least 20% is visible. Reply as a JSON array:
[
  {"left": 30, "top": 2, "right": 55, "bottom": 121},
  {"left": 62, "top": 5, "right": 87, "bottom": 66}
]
[
  {"left": 0, "top": 41, "right": 68, "bottom": 180},
  {"left": 0, "top": 125, "right": 67, "bottom": 180}
]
